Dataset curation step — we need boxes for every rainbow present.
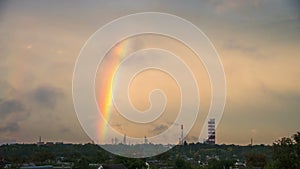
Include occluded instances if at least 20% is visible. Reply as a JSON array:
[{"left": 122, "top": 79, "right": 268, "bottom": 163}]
[{"left": 97, "top": 40, "right": 130, "bottom": 142}]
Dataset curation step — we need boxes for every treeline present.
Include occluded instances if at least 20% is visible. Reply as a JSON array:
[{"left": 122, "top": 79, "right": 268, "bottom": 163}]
[{"left": 0, "top": 131, "right": 299, "bottom": 169}]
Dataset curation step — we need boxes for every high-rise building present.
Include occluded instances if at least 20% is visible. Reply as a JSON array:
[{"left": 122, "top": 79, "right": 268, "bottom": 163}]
[
  {"left": 123, "top": 134, "right": 126, "bottom": 145},
  {"left": 114, "top": 137, "right": 118, "bottom": 144},
  {"left": 207, "top": 119, "right": 216, "bottom": 144},
  {"left": 181, "top": 124, "right": 184, "bottom": 145},
  {"left": 178, "top": 124, "right": 184, "bottom": 145}
]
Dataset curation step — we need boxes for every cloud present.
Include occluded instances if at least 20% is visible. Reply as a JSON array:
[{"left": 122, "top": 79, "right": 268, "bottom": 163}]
[
  {"left": 29, "top": 85, "right": 64, "bottom": 108},
  {"left": 111, "top": 123, "right": 123, "bottom": 131},
  {"left": 210, "top": 0, "right": 265, "bottom": 14},
  {"left": 0, "top": 81, "right": 16, "bottom": 100},
  {"left": 223, "top": 39, "right": 256, "bottom": 53},
  {"left": 0, "top": 122, "right": 20, "bottom": 133},
  {"left": 0, "top": 99, "right": 28, "bottom": 136},
  {"left": 0, "top": 99, "right": 25, "bottom": 119},
  {"left": 260, "top": 85, "right": 300, "bottom": 104},
  {"left": 0, "top": 0, "right": 9, "bottom": 20},
  {"left": 152, "top": 124, "right": 168, "bottom": 134},
  {"left": 60, "top": 127, "right": 71, "bottom": 134},
  {"left": 0, "top": 81, "right": 29, "bottom": 136}
]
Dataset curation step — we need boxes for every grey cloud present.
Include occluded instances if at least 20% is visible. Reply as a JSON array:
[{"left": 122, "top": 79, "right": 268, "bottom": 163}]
[
  {"left": 0, "top": 99, "right": 29, "bottom": 135},
  {"left": 223, "top": 39, "right": 256, "bottom": 53},
  {"left": 152, "top": 124, "right": 168, "bottom": 134},
  {"left": 260, "top": 85, "right": 300, "bottom": 104},
  {"left": 287, "top": 0, "right": 300, "bottom": 18},
  {"left": 0, "top": 82, "right": 29, "bottom": 136},
  {"left": 0, "top": 99, "right": 24, "bottom": 118},
  {"left": 60, "top": 127, "right": 71, "bottom": 134},
  {"left": 0, "top": 0, "right": 9, "bottom": 20},
  {"left": 111, "top": 123, "right": 123, "bottom": 131},
  {"left": 0, "top": 81, "right": 16, "bottom": 100},
  {"left": 29, "top": 85, "right": 64, "bottom": 108},
  {"left": 0, "top": 122, "right": 20, "bottom": 133}
]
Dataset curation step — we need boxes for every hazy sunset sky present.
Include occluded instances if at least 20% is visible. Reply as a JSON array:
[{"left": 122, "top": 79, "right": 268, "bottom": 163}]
[{"left": 0, "top": 0, "right": 299, "bottom": 145}]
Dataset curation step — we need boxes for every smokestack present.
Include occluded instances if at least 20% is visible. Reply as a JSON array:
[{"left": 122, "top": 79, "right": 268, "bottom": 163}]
[
  {"left": 181, "top": 124, "right": 184, "bottom": 145},
  {"left": 114, "top": 137, "right": 118, "bottom": 144},
  {"left": 123, "top": 134, "right": 126, "bottom": 145}
]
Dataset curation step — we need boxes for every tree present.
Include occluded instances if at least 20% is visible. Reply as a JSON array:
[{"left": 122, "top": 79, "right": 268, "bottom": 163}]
[
  {"left": 293, "top": 132, "right": 300, "bottom": 162},
  {"left": 32, "top": 151, "right": 55, "bottom": 163},
  {"left": 207, "top": 159, "right": 234, "bottom": 169},
  {"left": 175, "top": 158, "right": 192, "bottom": 169},
  {"left": 114, "top": 156, "right": 146, "bottom": 169},
  {"left": 272, "top": 132, "right": 300, "bottom": 169},
  {"left": 156, "top": 152, "right": 169, "bottom": 162},
  {"left": 244, "top": 153, "right": 266, "bottom": 168},
  {"left": 74, "top": 157, "right": 90, "bottom": 169}
]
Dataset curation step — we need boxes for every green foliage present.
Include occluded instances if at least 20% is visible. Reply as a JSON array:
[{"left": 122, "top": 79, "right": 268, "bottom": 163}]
[
  {"left": 244, "top": 153, "right": 267, "bottom": 168},
  {"left": 207, "top": 159, "right": 234, "bottom": 169},
  {"left": 32, "top": 151, "right": 55, "bottom": 163},
  {"left": 113, "top": 156, "right": 146, "bottom": 169},
  {"left": 175, "top": 158, "right": 192, "bottom": 169},
  {"left": 155, "top": 152, "right": 170, "bottom": 161},
  {"left": 272, "top": 132, "right": 300, "bottom": 169},
  {"left": 74, "top": 157, "right": 89, "bottom": 169},
  {"left": 1, "top": 132, "right": 300, "bottom": 169}
]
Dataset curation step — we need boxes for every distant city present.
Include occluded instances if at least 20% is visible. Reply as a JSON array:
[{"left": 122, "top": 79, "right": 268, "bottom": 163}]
[
  {"left": 2, "top": 120, "right": 299, "bottom": 169},
  {"left": 1, "top": 131, "right": 299, "bottom": 169}
]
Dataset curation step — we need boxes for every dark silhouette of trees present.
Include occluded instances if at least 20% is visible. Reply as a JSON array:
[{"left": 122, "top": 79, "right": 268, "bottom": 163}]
[
  {"left": 244, "top": 153, "right": 266, "bottom": 168},
  {"left": 272, "top": 132, "right": 300, "bottom": 169},
  {"left": 113, "top": 156, "right": 146, "bottom": 169},
  {"left": 32, "top": 151, "right": 55, "bottom": 163},
  {"left": 74, "top": 157, "right": 89, "bottom": 169},
  {"left": 155, "top": 152, "right": 170, "bottom": 161},
  {"left": 175, "top": 158, "right": 192, "bottom": 169},
  {"left": 0, "top": 132, "right": 299, "bottom": 169},
  {"left": 207, "top": 159, "right": 235, "bottom": 169}
]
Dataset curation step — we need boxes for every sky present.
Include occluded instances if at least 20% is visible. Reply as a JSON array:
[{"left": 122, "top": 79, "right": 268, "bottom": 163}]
[{"left": 0, "top": 0, "right": 299, "bottom": 145}]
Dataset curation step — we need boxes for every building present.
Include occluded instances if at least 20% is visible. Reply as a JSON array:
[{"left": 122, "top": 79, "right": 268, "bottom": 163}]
[
  {"left": 123, "top": 134, "right": 126, "bottom": 145},
  {"left": 179, "top": 124, "right": 184, "bottom": 145},
  {"left": 206, "top": 119, "right": 216, "bottom": 144}
]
